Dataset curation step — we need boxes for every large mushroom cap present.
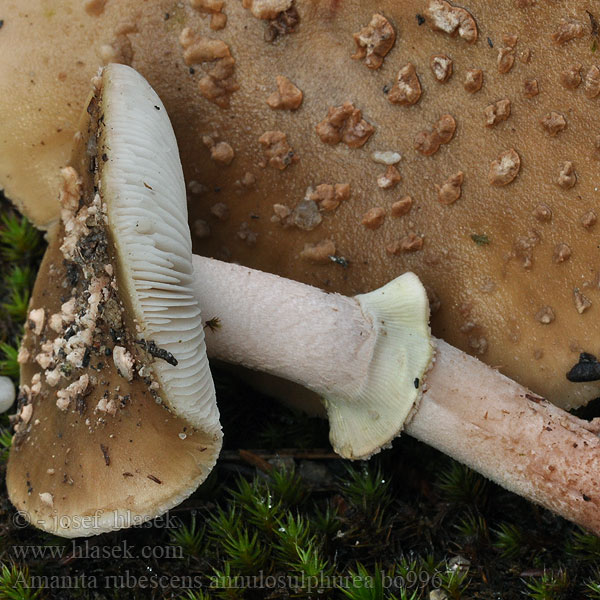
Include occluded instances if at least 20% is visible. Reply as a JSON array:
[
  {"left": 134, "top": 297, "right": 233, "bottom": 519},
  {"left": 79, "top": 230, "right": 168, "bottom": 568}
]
[
  {"left": 2, "top": 0, "right": 600, "bottom": 409},
  {"left": 7, "top": 64, "right": 221, "bottom": 537}
]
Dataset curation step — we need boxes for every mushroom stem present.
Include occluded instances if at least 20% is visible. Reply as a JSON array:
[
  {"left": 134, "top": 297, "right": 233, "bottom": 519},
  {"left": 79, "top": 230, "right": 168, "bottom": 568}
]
[
  {"left": 192, "top": 255, "right": 600, "bottom": 534},
  {"left": 409, "top": 339, "right": 600, "bottom": 534},
  {"left": 194, "top": 258, "right": 376, "bottom": 394},
  {"left": 191, "top": 255, "right": 433, "bottom": 460}
]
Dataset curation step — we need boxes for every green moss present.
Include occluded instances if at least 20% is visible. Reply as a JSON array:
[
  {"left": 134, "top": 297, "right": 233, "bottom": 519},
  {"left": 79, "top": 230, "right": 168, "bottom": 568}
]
[
  {"left": 0, "top": 214, "right": 43, "bottom": 264},
  {"left": 436, "top": 461, "right": 489, "bottom": 508},
  {"left": 523, "top": 569, "right": 570, "bottom": 600},
  {"left": 470, "top": 233, "right": 490, "bottom": 246},
  {"left": 0, "top": 563, "right": 43, "bottom": 600},
  {"left": 492, "top": 522, "right": 527, "bottom": 559},
  {"left": 170, "top": 514, "right": 206, "bottom": 558},
  {"left": 0, "top": 342, "right": 19, "bottom": 380}
]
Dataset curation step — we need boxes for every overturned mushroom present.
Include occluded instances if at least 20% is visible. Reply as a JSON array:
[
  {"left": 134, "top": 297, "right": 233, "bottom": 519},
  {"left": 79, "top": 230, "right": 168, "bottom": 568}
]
[
  {"left": 139, "top": 69, "right": 600, "bottom": 529},
  {"left": 193, "top": 258, "right": 600, "bottom": 535},
  {"left": 8, "top": 66, "right": 600, "bottom": 535},
  {"left": 3, "top": 2, "right": 600, "bottom": 455},
  {"left": 7, "top": 65, "right": 221, "bottom": 537}
]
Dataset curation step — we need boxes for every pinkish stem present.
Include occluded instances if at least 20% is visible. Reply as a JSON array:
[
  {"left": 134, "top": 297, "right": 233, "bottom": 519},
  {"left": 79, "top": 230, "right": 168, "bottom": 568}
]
[
  {"left": 191, "top": 255, "right": 600, "bottom": 534},
  {"left": 409, "top": 339, "right": 600, "bottom": 533},
  {"left": 191, "top": 256, "right": 376, "bottom": 398}
]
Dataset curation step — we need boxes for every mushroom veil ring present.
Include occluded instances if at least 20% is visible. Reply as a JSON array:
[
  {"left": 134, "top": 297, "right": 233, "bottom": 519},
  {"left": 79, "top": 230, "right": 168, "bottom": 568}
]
[{"left": 8, "top": 65, "right": 600, "bottom": 538}]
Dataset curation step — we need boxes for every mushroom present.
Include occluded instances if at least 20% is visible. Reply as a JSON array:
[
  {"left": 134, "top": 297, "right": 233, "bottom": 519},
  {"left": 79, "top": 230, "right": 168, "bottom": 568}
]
[
  {"left": 0, "top": 376, "right": 16, "bottom": 414},
  {"left": 6, "top": 64, "right": 221, "bottom": 537},
  {"left": 1, "top": 1, "right": 599, "bottom": 414},
  {"left": 14, "top": 63, "right": 600, "bottom": 537},
  {"left": 193, "top": 258, "right": 600, "bottom": 535}
]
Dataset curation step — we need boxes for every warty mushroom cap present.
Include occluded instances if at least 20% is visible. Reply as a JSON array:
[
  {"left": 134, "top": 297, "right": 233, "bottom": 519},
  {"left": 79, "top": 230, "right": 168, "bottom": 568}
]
[
  {"left": 2, "top": 0, "right": 600, "bottom": 410},
  {"left": 6, "top": 63, "right": 221, "bottom": 538},
  {"left": 7, "top": 60, "right": 600, "bottom": 536},
  {"left": 0, "top": 376, "right": 16, "bottom": 414}
]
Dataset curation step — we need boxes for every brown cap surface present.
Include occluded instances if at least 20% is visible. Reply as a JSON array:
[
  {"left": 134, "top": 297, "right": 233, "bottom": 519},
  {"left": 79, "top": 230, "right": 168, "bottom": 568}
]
[
  {"left": 6, "top": 64, "right": 222, "bottom": 537},
  {"left": 2, "top": 0, "right": 600, "bottom": 407},
  {"left": 7, "top": 229, "right": 221, "bottom": 537}
]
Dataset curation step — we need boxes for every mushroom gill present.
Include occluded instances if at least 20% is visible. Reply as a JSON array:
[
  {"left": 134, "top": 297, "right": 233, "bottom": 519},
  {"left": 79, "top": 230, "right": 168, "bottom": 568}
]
[{"left": 7, "top": 65, "right": 222, "bottom": 537}]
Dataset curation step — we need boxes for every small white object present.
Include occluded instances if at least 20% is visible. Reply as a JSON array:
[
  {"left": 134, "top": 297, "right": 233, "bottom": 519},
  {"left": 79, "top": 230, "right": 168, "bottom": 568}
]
[
  {"left": 28, "top": 308, "right": 45, "bottom": 335},
  {"left": 39, "top": 492, "right": 54, "bottom": 508},
  {"left": 371, "top": 151, "right": 401, "bottom": 165},
  {"left": 113, "top": 346, "right": 134, "bottom": 382},
  {"left": 0, "top": 376, "right": 16, "bottom": 413}
]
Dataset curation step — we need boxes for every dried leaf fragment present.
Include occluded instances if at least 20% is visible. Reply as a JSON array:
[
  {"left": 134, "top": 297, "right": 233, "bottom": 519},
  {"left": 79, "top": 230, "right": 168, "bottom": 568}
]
[{"left": 352, "top": 14, "right": 396, "bottom": 69}]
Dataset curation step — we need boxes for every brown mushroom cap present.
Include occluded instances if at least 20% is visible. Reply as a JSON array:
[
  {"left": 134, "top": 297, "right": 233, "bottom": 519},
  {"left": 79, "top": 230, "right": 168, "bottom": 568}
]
[
  {"left": 2, "top": 0, "right": 600, "bottom": 408},
  {"left": 7, "top": 230, "right": 221, "bottom": 537},
  {"left": 6, "top": 64, "right": 222, "bottom": 537}
]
